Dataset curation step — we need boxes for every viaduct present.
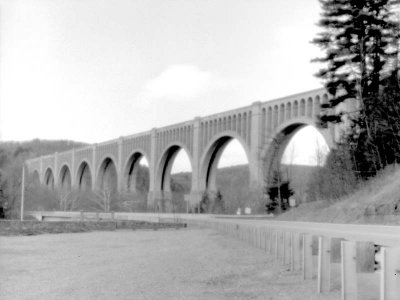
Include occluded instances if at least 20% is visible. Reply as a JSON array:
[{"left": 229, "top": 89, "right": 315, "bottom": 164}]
[{"left": 25, "top": 88, "right": 351, "bottom": 211}]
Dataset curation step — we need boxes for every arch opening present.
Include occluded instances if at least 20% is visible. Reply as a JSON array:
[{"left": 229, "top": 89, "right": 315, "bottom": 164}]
[
  {"left": 124, "top": 153, "right": 149, "bottom": 211},
  {"left": 59, "top": 165, "right": 72, "bottom": 192},
  {"left": 156, "top": 145, "right": 192, "bottom": 212},
  {"left": 97, "top": 157, "right": 118, "bottom": 192},
  {"left": 32, "top": 170, "right": 40, "bottom": 186},
  {"left": 200, "top": 136, "right": 249, "bottom": 214},
  {"left": 44, "top": 168, "right": 54, "bottom": 189},
  {"left": 264, "top": 124, "right": 330, "bottom": 207},
  {"left": 76, "top": 161, "right": 92, "bottom": 191}
]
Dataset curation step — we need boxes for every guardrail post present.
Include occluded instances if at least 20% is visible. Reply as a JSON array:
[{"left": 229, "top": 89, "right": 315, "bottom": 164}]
[
  {"left": 269, "top": 230, "right": 273, "bottom": 254},
  {"left": 380, "top": 247, "right": 400, "bottom": 300},
  {"left": 80, "top": 210, "right": 84, "bottom": 222},
  {"left": 291, "top": 232, "right": 301, "bottom": 272},
  {"left": 331, "top": 238, "right": 344, "bottom": 263},
  {"left": 284, "top": 231, "right": 291, "bottom": 265},
  {"left": 318, "top": 236, "right": 331, "bottom": 293},
  {"left": 111, "top": 211, "right": 115, "bottom": 220},
  {"left": 279, "top": 231, "right": 285, "bottom": 264},
  {"left": 264, "top": 229, "right": 268, "bottom": 251},
  {"left": 341, "top": 241, "right": 357, "bottom": 300},
  {"left": 277, "top": 231, "right": 281, "bottom": 262},
  {"left": 275, "top": 231, "right": 279, "bottom": 259},
  {"left": 303, "top": 234, "right": 313, "bottom": 280}
]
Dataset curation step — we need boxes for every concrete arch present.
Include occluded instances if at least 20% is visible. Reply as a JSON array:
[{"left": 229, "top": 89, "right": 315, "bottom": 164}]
[
  {"left": 300, "top": 99, "right": 306, "bottom": 116},
  {"left": 262, "top": 118, "right": 331, "bottom": 185},
  {"left": 76, "top": 160, "right": 92, "bottom": 190},
  {"left": 199, "top": 131, "right": 250, "bottom": 192},
  {"left": 58, "top": 165, "right": 72, "bottom": 191},
  {"left": 286, "top": 102, "right": 292, "bottom": 120},
  {"left": 273, "top": 105, "right": 279, "bottom": 128},
  {"left": 280, "top": 103, "right": 285, "bottom": 124},
  {"left": 96, "top": 157, "right": 118, "bottom": 192},
  {"left": 123, "top": 150, "right": 149, "bottom": 192},
  {"left": 293, "top": 100, "right": 299, "bottom": 117},
  {"left": 32, "top": 170, "right": 40, "bottom": 186},
  {"left": 155, "top": 142, "right": 193, "bottom": 194},
  {"left": 307, "top": 97, "right": 313, "bottom": 118},
  {"left": 44, "top": 168, "right": 55, "bottom": 189},
  {"left": 314, "top": 95, "right": 321, "bottom": 116}
]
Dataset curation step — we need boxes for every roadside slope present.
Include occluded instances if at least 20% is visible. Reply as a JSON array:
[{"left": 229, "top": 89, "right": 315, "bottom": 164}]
[{"left": 276, "top": 165, "right": 400, "bottom": 224}]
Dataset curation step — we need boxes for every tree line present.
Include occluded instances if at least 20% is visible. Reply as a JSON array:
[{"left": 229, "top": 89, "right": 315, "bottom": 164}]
[{"left": 308, "top": 0, "right": 400, "bottom": 201}]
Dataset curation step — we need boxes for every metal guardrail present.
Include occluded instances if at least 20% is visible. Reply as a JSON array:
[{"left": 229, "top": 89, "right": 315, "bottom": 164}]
[
  {"left": 26, "top": 211, "right": 400, "bottom": 299},
  {"left": 183, "top": 217, "right": 400, "bottom": 300}
]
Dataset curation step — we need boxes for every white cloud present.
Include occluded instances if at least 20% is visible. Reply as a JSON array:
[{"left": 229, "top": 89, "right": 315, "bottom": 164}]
[{"left": 142, "top": 65, "right": 221, "bottom": 100}]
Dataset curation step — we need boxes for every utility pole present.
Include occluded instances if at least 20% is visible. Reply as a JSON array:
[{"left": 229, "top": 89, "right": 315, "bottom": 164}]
[{"left": 20, "top": 164, "right": 25, "bottom": 221}]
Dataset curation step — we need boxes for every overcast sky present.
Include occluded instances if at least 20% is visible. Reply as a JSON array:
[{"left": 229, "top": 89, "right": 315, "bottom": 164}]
[{"left": 0, "top": 0, "right": 329, "bottom": 170}]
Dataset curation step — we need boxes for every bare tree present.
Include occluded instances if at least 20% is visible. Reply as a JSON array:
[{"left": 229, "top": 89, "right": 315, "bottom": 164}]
[
  {"left": 314, "top": 137, "right": 325, "bottom": 167},
  {"left": 90, "top": 188, "right": 112, "bottom": 212},
  {"left": 58, "top": 189, "right": 79, "bottom": 211}
]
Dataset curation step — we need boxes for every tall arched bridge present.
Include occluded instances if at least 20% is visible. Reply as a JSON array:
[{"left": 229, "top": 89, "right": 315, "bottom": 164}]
[{"left": 26, "top": 88, "right": 351, "bottom": 211}]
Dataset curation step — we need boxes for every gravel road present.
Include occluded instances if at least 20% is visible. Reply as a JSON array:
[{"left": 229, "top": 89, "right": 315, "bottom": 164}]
[{"left": 0, "top": 228, "right": 341, "bottom": 299}]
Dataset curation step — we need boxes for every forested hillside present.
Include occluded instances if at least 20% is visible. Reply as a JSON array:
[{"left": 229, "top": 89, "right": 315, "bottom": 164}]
[
  {"left": 0, "top": 138, "right": 320, "bottom": 216},
  {"left": 0, "top": 139, "right": 87, "bottom": 217},
  {"left": 170, "top": 164, "right": 318, "bottom": 213},
  {"left": 0, "top": 139, "right": 87, "bottom": 157}
]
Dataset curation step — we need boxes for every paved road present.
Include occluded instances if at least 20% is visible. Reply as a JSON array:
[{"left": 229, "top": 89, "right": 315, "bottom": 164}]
[{"left": 0, "top": 228, "right": 341, "bottom": 300}]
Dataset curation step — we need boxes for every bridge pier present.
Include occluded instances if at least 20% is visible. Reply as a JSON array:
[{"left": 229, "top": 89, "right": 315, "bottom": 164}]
[{"left": 249, "top": 101, "right": 264, "bottom": 192}]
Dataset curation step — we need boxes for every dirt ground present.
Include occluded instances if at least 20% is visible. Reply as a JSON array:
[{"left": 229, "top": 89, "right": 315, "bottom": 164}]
[{"left": 0, "top": 228, "right": 342, "bottom": 300}]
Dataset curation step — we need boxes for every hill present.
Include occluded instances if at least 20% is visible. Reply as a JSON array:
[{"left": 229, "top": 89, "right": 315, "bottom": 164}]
[
  {"left": 280, "top": 164, "right": 320, "bottom": 202},
  {"left": 170, "top": 164, "right": 317, "bottom": 213},
  {"left": 0, "top": 139, "right": 87, "bottom": 158},
  {"left": 0, "top": 139, "right": 88, "bottom": 218},
  {"left": 277, "top": 165, "right": 400, "bottom": 224}
]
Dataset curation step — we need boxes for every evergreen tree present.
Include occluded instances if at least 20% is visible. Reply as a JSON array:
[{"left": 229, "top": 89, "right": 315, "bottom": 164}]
[
  {"left": 265, "top": 171, "right": 294, "bottom": 213},
  {"left": 313, "top": 0, "right": 399, "bottom": 117},
  {"left": 348, "top": 72, "right": 400, "bottom": 175},
  {"left": 313, "top": 0, "right": 400, "bottom": 177}
]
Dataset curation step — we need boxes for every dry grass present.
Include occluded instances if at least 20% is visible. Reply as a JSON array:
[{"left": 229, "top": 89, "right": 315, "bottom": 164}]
[
  {"left": 0, "top": 220, "right": 186, "bottom": 236},
  {"left": 277, "top": 165, "right": 400, "bottom": 224}
]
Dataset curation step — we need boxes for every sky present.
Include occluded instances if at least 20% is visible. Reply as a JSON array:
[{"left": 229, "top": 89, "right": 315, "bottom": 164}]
[{"left": 0, "top": 0, "right": 329, "bottom": 171}]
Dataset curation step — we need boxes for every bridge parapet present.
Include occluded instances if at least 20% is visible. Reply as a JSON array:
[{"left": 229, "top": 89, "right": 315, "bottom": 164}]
[{"left": 155, "top": 120, "right": 194, "bottom": 158}]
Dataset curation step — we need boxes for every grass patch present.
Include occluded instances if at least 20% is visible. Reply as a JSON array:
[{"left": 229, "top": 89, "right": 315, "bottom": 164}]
[
  {"left": 0, "top": 220, "right": 186, "bottom": 236},
  {"left": 277, "top": 165, "right": 400, "bottom": 224}
]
